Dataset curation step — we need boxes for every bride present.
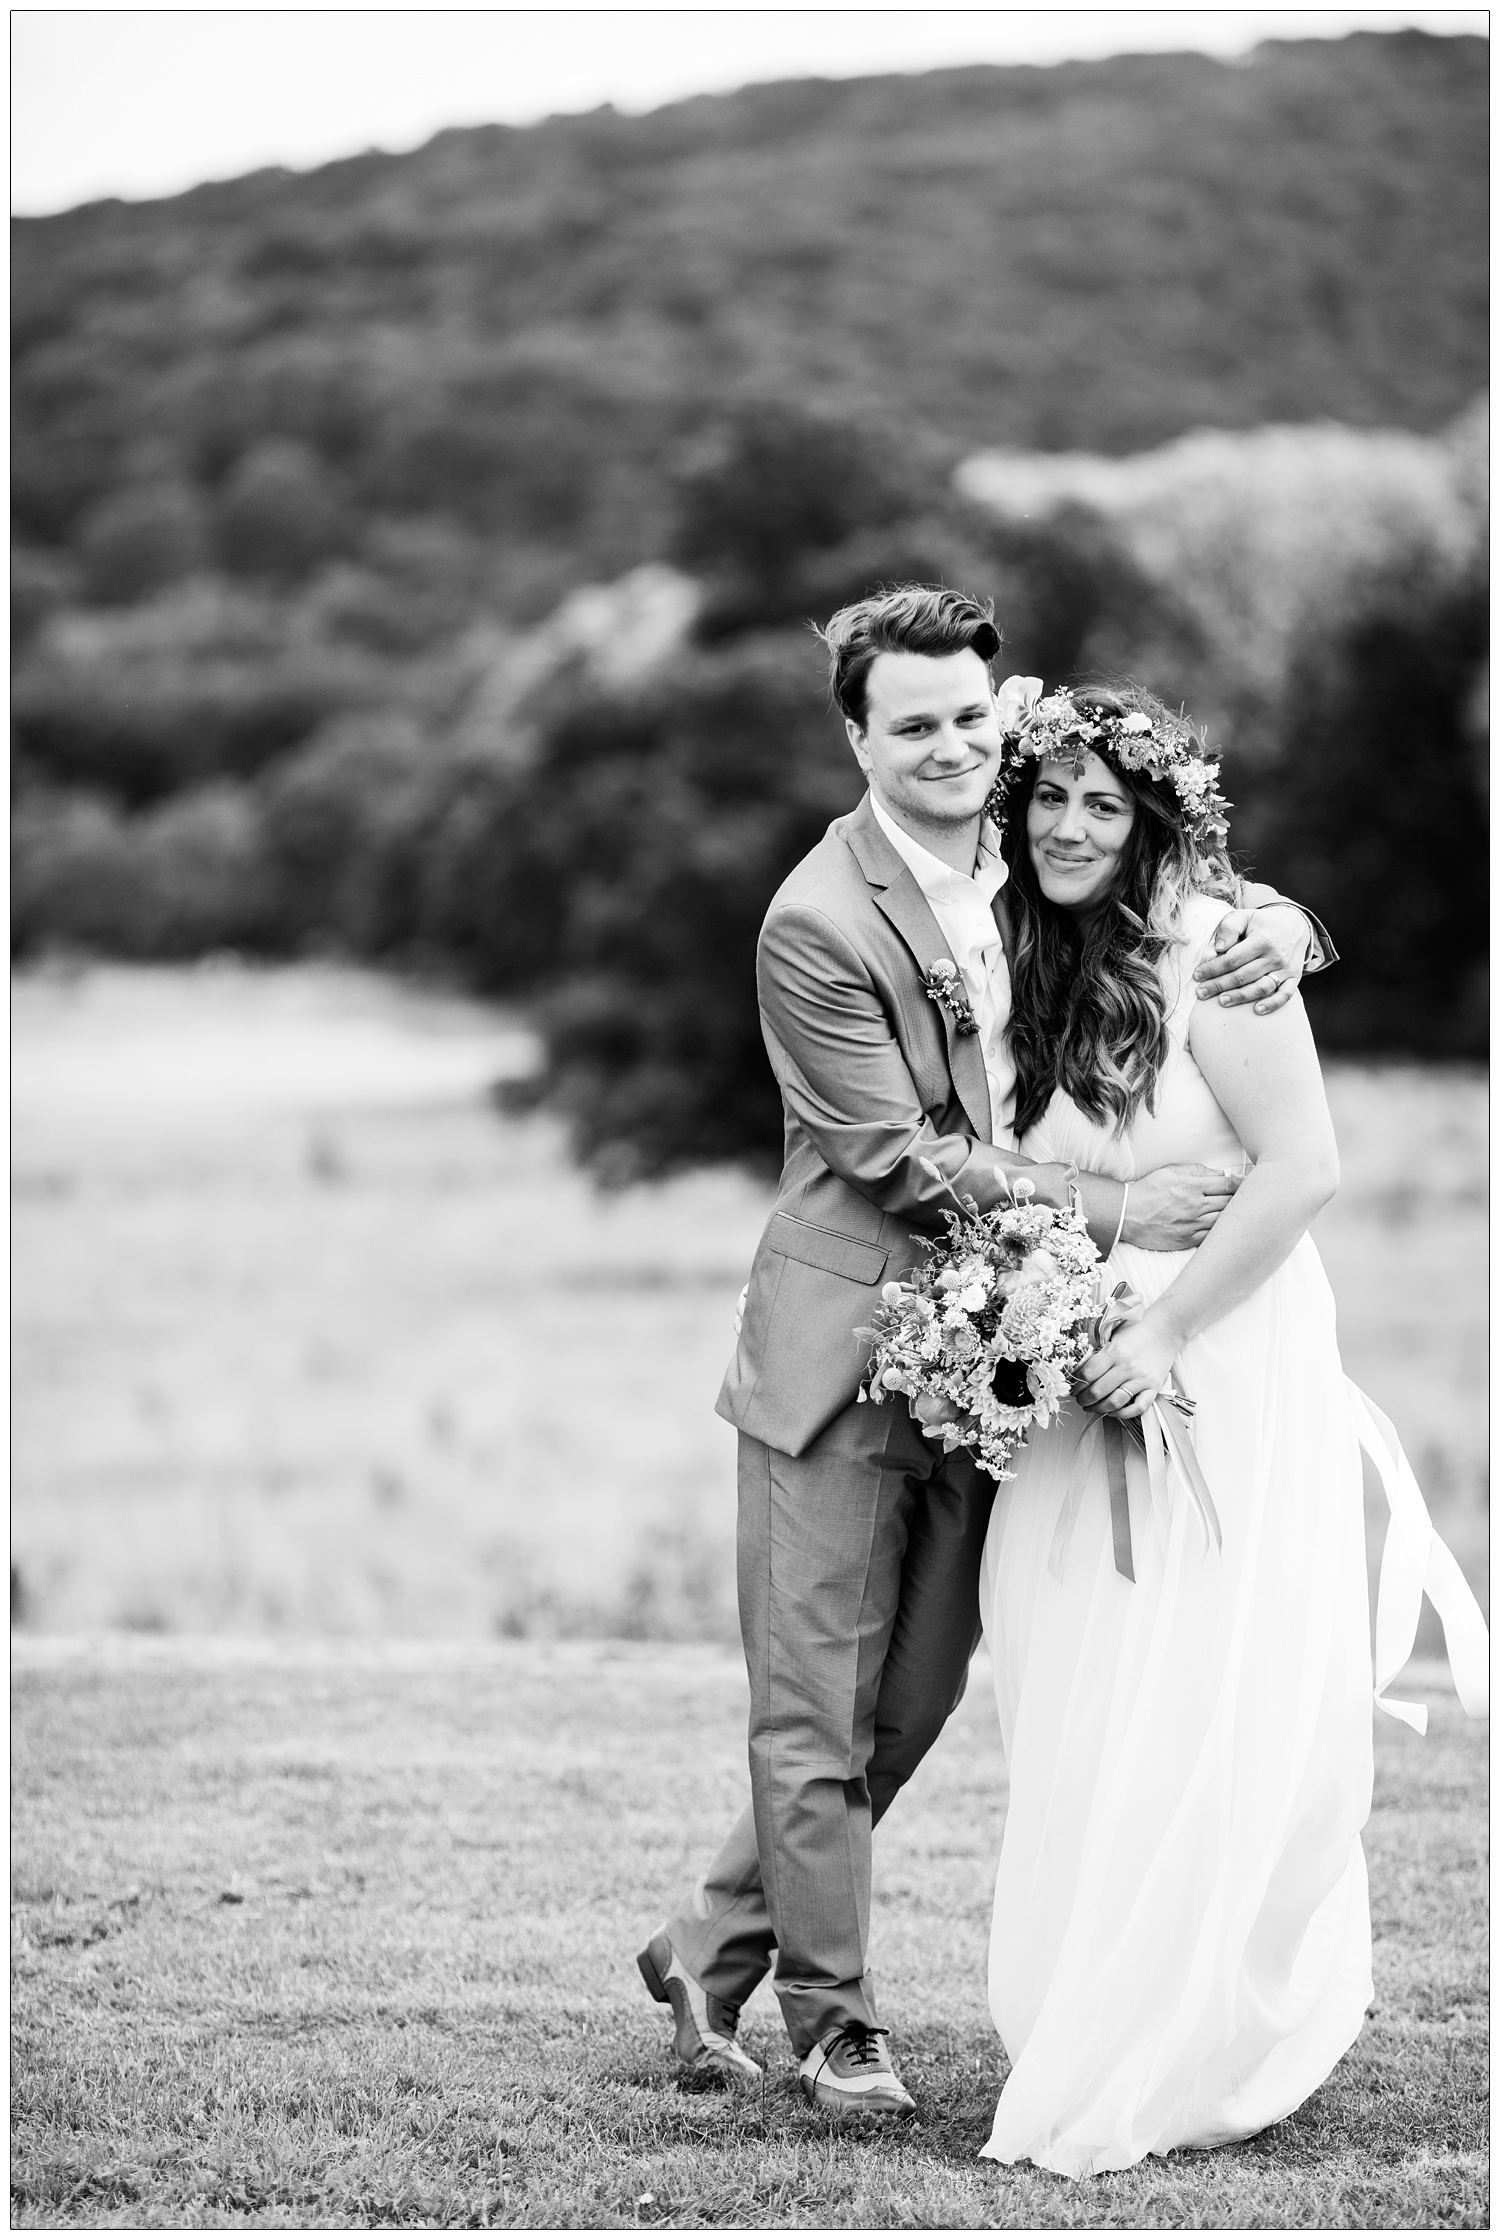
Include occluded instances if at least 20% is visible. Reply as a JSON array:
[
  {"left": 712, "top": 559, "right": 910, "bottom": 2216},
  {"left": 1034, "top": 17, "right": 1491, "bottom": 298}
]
[{"left": 976, "top": 682, "right": 1486, "bottom": 2177}]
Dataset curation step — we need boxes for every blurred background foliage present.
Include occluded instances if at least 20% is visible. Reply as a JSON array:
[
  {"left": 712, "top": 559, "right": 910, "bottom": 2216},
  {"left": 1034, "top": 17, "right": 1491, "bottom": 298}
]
[{"left": 12, "top": 31, "right": 1488, "bottom": 1180}]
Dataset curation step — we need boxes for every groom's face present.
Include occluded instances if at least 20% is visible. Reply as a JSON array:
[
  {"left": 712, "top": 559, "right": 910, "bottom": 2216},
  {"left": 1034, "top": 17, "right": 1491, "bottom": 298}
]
[{"left": 846, "top": 648, "right": 1002, "bottom": 833}]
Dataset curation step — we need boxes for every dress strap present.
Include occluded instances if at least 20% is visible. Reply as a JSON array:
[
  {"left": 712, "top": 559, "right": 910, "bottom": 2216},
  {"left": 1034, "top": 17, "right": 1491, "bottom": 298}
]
[{"left": 1348, "top": 1381, "right": 1489, "bottom": 1732}]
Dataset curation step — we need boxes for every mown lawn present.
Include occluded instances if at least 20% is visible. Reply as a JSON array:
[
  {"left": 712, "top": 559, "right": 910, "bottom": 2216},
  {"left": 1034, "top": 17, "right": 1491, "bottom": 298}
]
[{"left": 11, "top": 1638, "right": 1487, "bottom": 2230}]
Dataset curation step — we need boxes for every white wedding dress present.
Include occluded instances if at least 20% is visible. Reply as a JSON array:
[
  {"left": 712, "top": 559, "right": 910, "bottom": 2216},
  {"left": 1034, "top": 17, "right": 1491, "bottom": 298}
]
[{"left": 979, "top": 894, "right": 1486, "bottom": 2178}]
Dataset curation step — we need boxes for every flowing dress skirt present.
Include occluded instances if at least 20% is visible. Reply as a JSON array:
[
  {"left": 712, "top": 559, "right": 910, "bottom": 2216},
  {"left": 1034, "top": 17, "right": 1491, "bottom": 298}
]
[{"left": 979, "top": 1232, "right": 1377, "bottom": 2176}]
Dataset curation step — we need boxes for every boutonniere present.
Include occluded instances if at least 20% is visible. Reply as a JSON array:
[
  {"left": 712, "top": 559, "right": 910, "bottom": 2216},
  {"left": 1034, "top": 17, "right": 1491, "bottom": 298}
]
[{"left": 923, "top": 958, "right": 978, "bottom": 1034}]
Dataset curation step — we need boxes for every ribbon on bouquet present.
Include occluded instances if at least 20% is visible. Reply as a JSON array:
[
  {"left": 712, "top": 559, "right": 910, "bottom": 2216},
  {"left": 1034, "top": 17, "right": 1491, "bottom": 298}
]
[
  {"left": 1048, "top": 1279, "right": 1222, "bottom": 1587},
  {"left": 1347, "top": 1380, "right": 1488, "bottom": 1732}
]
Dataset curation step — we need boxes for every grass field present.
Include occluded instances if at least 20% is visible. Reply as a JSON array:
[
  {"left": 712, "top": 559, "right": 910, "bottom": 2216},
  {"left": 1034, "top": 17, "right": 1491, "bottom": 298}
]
[
  {"left": 10, "top": 960, "right": 1488, "bottom": 1644},
  {"left": 10, "top": 1637, "right": 1487, "bottom": 2230}
]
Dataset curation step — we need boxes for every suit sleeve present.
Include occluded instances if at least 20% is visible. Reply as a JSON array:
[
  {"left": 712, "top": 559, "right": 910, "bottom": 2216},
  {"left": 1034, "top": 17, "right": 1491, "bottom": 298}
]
[
  {"left": 1241, "top": 880, "right": 1338, "bottom": 972},
  {"left": 756, "top": 902, "right": 1033, "bottom": 1228}
]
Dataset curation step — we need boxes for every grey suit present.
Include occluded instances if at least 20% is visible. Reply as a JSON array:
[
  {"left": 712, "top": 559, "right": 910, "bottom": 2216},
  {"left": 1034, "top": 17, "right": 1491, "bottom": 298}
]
[{"left": 665, "top": 792, "right": 1034, "bottom": 2057}]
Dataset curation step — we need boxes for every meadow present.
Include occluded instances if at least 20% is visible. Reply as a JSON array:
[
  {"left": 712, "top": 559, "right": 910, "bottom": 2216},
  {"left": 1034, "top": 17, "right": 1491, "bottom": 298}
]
[
  {"left": 10, "top": 1637, "right": 1487, "bottom": 2229},
  {"left": 11, "top": 959, "right": 1487, "bottom": 1643}
]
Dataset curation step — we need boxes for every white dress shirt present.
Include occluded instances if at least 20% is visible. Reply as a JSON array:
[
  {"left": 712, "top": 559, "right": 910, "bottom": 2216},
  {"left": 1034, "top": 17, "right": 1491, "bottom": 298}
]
[{"left": 870, "top": 793, "right": 1017, "bottom": 1142}]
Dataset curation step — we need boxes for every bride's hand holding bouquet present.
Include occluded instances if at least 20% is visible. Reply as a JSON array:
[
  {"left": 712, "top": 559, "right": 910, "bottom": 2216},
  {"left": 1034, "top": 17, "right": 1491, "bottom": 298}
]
[
  {"left": 1072, "top": 1307, "right": 1183, "bottom": 1422},
  {"left": 855, "top": 1158, "right": 1106, "bottom": 1484}
]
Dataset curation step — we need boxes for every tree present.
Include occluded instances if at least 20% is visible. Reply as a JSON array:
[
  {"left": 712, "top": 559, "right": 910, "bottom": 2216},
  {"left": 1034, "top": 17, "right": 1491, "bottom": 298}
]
[
  {"left": 79, "top": 482, "right": 208, "bottom": 606},
  {"left": 512, "top": 630, "right": 863, "bottom": 1180},
  {"left": 670, "top": 397, "right": 918, "bottom": 593},
  {"left": 257, "top": 711, "right": 438, "bottom": 953},
  {"left": 1253, "top": 560, "right": 1486, "bottom": 1056},
  {"left": 12, "top": 785, "right": 277, "bottom": 958},
  {"left": 217, "top": 439, "right": 349, "bottom": 583}
]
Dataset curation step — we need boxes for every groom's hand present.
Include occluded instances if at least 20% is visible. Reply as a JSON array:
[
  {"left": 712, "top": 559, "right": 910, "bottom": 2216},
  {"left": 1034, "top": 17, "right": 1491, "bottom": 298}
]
[
  {"left": 1123, "top": 1163, "right": 1239, "bottom": 1250},
  {"left": 1193, "top": 904, "right": 1312, "bottom": 1015}
]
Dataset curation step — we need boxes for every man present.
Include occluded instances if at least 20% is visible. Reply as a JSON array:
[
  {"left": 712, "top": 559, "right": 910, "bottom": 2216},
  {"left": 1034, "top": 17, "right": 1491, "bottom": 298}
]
[{"left": 638, "top": 585, "right": 1329, "bottom": 2115}]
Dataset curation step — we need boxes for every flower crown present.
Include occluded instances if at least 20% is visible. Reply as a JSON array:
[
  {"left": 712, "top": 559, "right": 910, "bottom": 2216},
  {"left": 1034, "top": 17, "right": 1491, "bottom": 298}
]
[{"left": 986, "top": 678, "right": 1231, "bottom": 845}]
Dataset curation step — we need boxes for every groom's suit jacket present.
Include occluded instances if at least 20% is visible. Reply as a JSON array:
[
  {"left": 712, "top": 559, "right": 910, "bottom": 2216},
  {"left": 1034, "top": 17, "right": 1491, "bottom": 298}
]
[{"left": 716, "top": 790, "right": 1030, "bottom": 1460}]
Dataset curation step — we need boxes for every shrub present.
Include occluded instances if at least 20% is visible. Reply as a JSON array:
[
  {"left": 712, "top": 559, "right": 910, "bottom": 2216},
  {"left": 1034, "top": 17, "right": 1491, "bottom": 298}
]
[
  {"left": 959, "top": 418, "right": 1481, "bottom": 759},
  {"left": 11, "top": 545, "right": 78, "bottom": 656},
  {"left": 670, "top": 397, "right": 919, "bottom": 596},
  {"left": 967, "top": 502, "right": 1196, "bottom": 692},
  {"left": 256, "top": 711, "right": 441, "bottom": 954},
  {"left": 1251, "top": 559, "right": 1487, "bottom": 1057},
  {"left": 12, "top": 583, "right": 391, "bottom": 802},
  {"left": 13, "top": 785, "right": 277, "bottom": 958},
  {"left": 217, "top": 438, "right": 350, "bottom": 583},
  {"left": 512, "top": 629, "right": 863, "bottom": 1179},
  {"left": 366, "top": 349, "right": 635, "bottom": 540},
  {"left": 694, "top": 509, "right": 996, "bottom": 645},
  {"left": 79, "top": 482, "right": 208, "bottom": 606},
  {"left": 13, "top": 793, "right": 143, "bottom": 956},
  {"left": 309, "top": 514, "right": 488, "bottom": 652},
  {"left": 408, "top": 753, "right": 565, "bottom": 996}
]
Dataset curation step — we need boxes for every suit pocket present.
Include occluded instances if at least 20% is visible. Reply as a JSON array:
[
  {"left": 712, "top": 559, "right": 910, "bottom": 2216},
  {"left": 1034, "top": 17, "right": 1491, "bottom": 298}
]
[{"left": 766, "top": 1211, "right": 888, "bottom": 1287}]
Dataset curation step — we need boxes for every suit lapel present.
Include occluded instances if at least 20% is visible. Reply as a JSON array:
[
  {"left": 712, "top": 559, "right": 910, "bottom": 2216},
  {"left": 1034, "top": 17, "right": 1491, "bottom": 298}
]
[{"left": 845, "top": 795, "right": 993, "bottom": 1144}]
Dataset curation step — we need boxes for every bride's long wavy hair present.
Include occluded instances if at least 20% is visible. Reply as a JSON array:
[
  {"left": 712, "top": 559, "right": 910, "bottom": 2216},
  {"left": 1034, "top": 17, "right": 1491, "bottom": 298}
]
[{"left": 1000, "top": 683, "right": 1238, "bottom": 1140}]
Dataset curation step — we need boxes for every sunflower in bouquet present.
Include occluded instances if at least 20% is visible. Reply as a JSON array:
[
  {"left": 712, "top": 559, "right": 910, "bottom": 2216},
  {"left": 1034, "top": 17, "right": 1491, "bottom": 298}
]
[{"left": 857, "top": 1160, "right": 1104, "bottom": 1482}]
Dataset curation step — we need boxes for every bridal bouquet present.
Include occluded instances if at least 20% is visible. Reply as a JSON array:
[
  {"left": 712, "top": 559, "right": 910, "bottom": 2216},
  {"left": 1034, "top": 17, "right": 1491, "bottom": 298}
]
[{"left": 857, "top": 1162, "right": 1104, "bottom": 1482}]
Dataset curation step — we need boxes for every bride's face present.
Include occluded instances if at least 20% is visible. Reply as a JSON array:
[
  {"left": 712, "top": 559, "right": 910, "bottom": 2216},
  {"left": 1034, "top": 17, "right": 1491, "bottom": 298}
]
[{"left": 1026, "top": 751, "right": 1137, "bottom": 917}]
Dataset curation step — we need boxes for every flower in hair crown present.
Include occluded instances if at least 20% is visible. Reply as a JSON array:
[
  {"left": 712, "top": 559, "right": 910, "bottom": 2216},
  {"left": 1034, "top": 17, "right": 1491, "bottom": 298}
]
[{"left": 986, "top": 680, "right": 1231, "bottom": 844}]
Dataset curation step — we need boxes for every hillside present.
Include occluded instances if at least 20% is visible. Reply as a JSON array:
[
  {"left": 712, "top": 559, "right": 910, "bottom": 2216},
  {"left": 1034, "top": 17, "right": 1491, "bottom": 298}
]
[
  {"left": 12, "top": 32, "right": 1487, "bottom": 622},
  {"left": 11, "top": 30, "right": 1488, "bottom": 1136}
]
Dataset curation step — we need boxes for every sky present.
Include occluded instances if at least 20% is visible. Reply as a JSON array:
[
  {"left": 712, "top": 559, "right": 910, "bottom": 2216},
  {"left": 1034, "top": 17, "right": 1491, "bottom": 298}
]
[{"left": 12, "top": 7, "right": 1488, "bottom": 217}]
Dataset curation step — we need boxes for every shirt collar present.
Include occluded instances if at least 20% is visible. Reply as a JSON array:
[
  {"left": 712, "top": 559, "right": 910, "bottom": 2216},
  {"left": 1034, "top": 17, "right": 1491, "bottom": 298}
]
[{"left": 869, "top": 792, "right": 1009, "bottom": 905}]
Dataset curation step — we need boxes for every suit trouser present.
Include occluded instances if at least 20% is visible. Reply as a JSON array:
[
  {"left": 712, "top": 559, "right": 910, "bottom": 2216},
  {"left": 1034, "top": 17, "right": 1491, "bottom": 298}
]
[{"left": 664, "top": 1395, "right": 995, "bottom": 2059}]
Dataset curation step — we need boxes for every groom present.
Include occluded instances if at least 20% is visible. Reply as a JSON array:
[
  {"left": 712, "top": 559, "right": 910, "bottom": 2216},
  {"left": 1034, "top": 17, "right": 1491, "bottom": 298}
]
[{"left": 638, "top": 585, "right": 1328, "bottom": 2115}]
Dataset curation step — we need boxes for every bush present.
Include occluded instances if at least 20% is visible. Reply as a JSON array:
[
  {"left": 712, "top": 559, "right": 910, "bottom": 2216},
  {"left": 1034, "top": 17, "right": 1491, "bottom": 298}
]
[
  {"left": 256, "top": 712, "right": 441, "bottom": 954},
  {"left": 671, "top": 397, "right": 919, "bottom": 596},
  {"left": 366, "top": 350, "right": 634, "bottom": 540},
  {"left": 407, "top": 753, "right": 565, "bottom": 996},
  {"left": 14, "top": 793, "right": 143, "bottom": 955},
  {"left": 510, "top": 630, "right": 863, "bottom": 1179},
  {"left": 1251, "top": 560, "right": 1487, "bottom": 1057},
  {"left": 694, "top": 508, "right": 996, "bottom": 645},
  {"left": 960, "top": 417, "right": 1481, "bottom": 758},
  {"left": 11, "top": 545, "right": 78, "bottom": 655},
  {"left": 79, "top": 482, "right": 208, "bottom": 606},
  {"left": 12, "top": 583, "right": 392, "bottom": 802},
  {"left": 968, "top": 502, "right": 1195, "bottom": 692},
  {"left": 308, "top": 513, "right": 488, "bottom": 652},
  {"left": 13, "top": 785, "right": 278, "bottom": 958},
  {"left": 217, "top": 438, "right": 350, "bottom": 583}
]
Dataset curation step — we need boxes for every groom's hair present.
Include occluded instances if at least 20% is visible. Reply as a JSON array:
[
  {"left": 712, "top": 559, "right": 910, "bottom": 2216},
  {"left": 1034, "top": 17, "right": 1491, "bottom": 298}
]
[{"left": 816, "top": 584, "right": 1001, "bottom": 728}]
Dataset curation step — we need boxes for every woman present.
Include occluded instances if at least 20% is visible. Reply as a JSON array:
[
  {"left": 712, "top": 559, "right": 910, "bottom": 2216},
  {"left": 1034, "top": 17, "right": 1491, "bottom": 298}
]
[{"left": 976, "top": 683, "right": 1485, "bottom": 2177}]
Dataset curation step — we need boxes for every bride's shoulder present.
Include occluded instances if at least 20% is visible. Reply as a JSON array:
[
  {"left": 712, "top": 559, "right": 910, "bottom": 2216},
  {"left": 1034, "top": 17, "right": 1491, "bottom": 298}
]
[
  {"left": 1159, "top": 889, "right": 1237, "bottom": 1023},
  {"left": 1175, "top": 889, "right": 1237, "bottom": 950}
]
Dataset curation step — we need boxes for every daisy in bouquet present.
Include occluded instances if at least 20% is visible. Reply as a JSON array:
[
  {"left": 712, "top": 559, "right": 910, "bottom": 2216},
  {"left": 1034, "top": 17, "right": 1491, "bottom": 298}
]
[{"left": 857, "top": 1160, "right": 1105, "bottom": 1482}]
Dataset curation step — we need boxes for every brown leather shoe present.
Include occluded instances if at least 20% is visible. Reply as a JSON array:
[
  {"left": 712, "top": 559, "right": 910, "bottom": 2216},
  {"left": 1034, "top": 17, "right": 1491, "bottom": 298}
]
[
  {"left": 799, "top": 2023, "right": 915, "bottom": 2115},
  {"left": 637, "top": 1931, "right": 762, "bottom": 2084}
]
